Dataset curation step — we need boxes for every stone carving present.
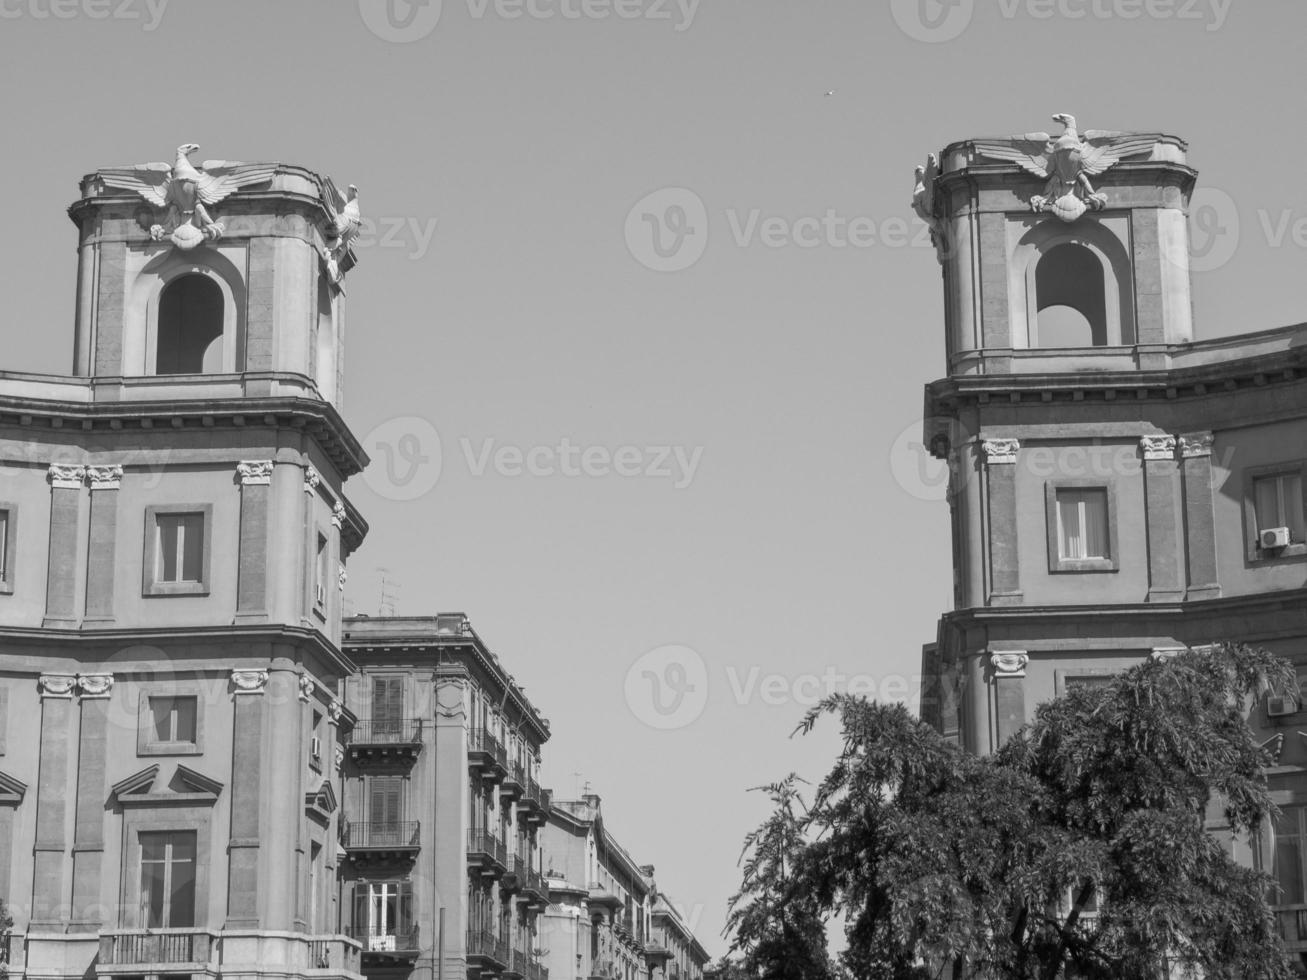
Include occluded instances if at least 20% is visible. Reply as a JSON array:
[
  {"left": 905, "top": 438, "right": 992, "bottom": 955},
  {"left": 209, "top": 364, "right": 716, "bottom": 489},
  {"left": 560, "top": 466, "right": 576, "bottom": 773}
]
[
  {"left": 304, "top": 466, "right": 322, "bottom": 494},
  {"left": 1179, "top": 432, "right": 1215, "bottom": 458},
  {"left": 338, "top": 562, "right": 348, "bottom": 591},
  {"left": 231, "top": 669, "right": 269, "bottom": 694},
  {"left": 990, "top": 652, "right": 1029, "bottom": 677},
  {"left": 77, "top": 673, "right": 115, "bottom": 698},
  {"left": 1263, "top": 732, "right": 1285, "bottom": 764},
  {"left": 911, "top": 153, "right": 945, "bottom": 260},
  {"left": 38, "top": 674, "right": 78, "bottom": 698},
  {"left": 48, "top": 464, "right": 86, "bottom": 489},
  {"left": 981, "top": 438, "right": 1020, "bottom": 465},
  {"left": 1140, "top": 435, "right": 1177, "bottom": 461},
  {"left": 319, "top": 178, "right": 362, "bottom": 290},
  {"left": 334, "top": 744, "right": 346, "bottom": 772},
  {"left": 972, "top": 114, "right": 1160, "bottom": 223},
  {"left": 87, "top": 465, "right": 123, "bottom": 490},
  {"left": 328, "top": 699, "right": 344, "bottom": 723},
  {"left": 97, "top": 143, "right": 275, "bottom": 251},
  {"left": 331, "top": 501, "right": 346, "bottom": 529},
  {"left": 299, "top": 673, "right": 317, "bottom": 703},
  {"left": 237, "top": 460, "right": 273, "bottom": 486}
]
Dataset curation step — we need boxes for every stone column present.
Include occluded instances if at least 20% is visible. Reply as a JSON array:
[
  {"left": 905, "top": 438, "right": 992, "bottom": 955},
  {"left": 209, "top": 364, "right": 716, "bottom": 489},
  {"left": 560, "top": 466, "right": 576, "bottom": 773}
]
[
  {"left": 263, "top": 659, "right": 303, "bottom": 931},
  {"left": 435, "top": 670, "right": 472, "bottom": 974},
  {"left": 990, "top": 653, "right": 1029, "bottom": 747},
  {"left": 31, "top": 673, "right": 77, "bottom": 929},
  {"left": 1179, "top": 432, "right": 1220, "bottom": 600},
  {"left": 69, "top": 673, "right": 113, "bottom": 931},
  {"left": 982, "top": 439, "right": 1022, "bottom": 606},
  {"left": 84, "top": 466, "right": 122, "bottom": 622},
  {"left": 235, "top": 461, "right": 272, "bottom": 622},
  {"left": 44, "top": 464, "right": 84, "bottom": 627},
  {"left": 227, "top": 668, "right": 268, "bottom": 928},
  {"left": 1140, "top": 436, "right": 1184, "bottom": 602}
]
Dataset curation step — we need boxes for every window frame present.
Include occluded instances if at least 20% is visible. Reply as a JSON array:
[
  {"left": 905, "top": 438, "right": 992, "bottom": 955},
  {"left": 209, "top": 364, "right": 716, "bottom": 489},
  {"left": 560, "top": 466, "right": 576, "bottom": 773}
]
[
  {"left": 1243, "top": 461, "right": 1307, "bottom": 564},
  {"left": 143, "top": 504, "right": 213, "bottom": 597},
  {"left": 0, "top": 503, "right": 15, "bottom": 595},
  {"left": 119, "top": 809, "right": 211, "bottom": 929},
  {"left": 138, "top": 829, "right": 198, "bottom": 928},
  {"left": 137, "top": 687, "right": 204, "bottom": 757},
  {"left": 1044, "top": 479, "right": 1119, "bottom": 573}
]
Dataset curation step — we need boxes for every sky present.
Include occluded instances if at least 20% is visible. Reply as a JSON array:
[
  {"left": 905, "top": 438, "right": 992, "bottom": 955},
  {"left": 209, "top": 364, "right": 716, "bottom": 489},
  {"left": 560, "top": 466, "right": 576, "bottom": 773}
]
[{"left": 3, "top": 0, "right": 1307, "bottom": 959}]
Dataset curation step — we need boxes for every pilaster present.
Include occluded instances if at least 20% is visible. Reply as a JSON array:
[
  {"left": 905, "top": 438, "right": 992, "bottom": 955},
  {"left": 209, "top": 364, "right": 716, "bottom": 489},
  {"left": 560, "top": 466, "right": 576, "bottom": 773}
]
[
  {"left": 227, "top": 668, "right": 267, "bottom": 928},
  {"left": 31, "top": 673, "right": 77, "bottom": 928},
  {"left": 1140, "top": 436, "right": 1184, "bottom": 602},
  {"left": 235, "top": 460, "right": 273, "bottom": 622},
  {"left": 990, "top": 652, "right": 1028, "bottom": 746},
  {"left": 69, "top": 673, "right": 114, "bottom": 931},
  {"left": 982, "top": 439, "right": 1021, "bottom": 605},
  {"left": 84, "top": 466, "right": 122, "bottom": 621},
  {"left": 44, "top": 465, "right": 84, "bottom": 627},
  {"left": 1179, "top": 432, "right": 1220, "bottom": 600}
]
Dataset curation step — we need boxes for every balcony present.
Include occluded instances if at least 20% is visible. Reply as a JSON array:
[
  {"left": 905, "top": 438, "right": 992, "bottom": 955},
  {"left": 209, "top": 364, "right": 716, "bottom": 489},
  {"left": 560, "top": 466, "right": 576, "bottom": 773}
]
[
  {"left": 98, "top": 929, "right": 217, "bottom": 970},
  {"left": 467, "top": 929, "right": 509, "bottom": 971},
  {"left": 504, "top": 946, "right": 530, "bottom": 979},
  {"left": 97, "top": 930, "right": 362, "bottom": 975},
  {"left": 1279, "top": 904, "right": 1307, "bottom": 952},
  {"left": 468, "top": 728, "right": 508, "bottom": 783},
  {"left": 644, "top": 940, "right": 673, "bottom": 965},
  {"left": 346, "top": 927, "right": 422, "bottom": 962},
  {"left": 527, "top": 960, "right": 550, "bottom": 980},
  {"left": 467, "top": 829, "right": 509, "bottom": 878},
  {"left": 520, "top": 779, "right": 552, "bottom": 824},
  {"left": 501, "top": 761, "right": 526, "bottom": 801},
  {"left": 520, "top": 866, "right": 550, "bottom": 907},
  {"left": 341, "top": 820, "right": 421, "bottom": 864},
  {"left": 346, "top": 718, "right": 425, "bottom": 763}
]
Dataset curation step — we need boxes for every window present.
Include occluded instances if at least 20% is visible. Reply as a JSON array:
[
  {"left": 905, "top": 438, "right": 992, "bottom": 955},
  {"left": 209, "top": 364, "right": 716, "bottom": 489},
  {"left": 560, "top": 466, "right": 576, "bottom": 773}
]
[
  {"left": 1271, "top": 806, "right": 1307, "bottom": 907},
  {"left": 0, "top": 506, "right": 13, "bottom": 593},
  {"left": 1035, "top": 244, "right": 1108, "bottom": 348},
  {"left": 314, "top": 532, "right": 329, "bottom": 612},
  {"left": 1254, "top": 472, "right": 1306, "bottom": 544},
  {"left": 151, "top": 696, "right": 197, "bottom": 744},
  {"left": 143, "top": 505, "right": 212, "bottom": 596},
  {"left": 1045, "top": 482, "right": 1118, "bottom": 573},
  {"left": 353, "top": 881, "right": 414, "bottom": 949},
  {"left": 372, "top": 676, "right": 404, "bottom": 739},
  {"left": 368, "top": 774, "right": 405, "bottom": 844},
  {"left": 156, "top": 274, "right": 224, "bottom": 375},
  {"left": 139, "top": 831, "right": 196, "bottom": 927}
]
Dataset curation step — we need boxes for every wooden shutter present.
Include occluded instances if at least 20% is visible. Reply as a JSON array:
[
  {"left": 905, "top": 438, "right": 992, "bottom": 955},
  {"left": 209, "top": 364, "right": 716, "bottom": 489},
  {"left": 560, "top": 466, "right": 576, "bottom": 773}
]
[{"left": 372, "top": 677, "right": 403, "bottom": 735}]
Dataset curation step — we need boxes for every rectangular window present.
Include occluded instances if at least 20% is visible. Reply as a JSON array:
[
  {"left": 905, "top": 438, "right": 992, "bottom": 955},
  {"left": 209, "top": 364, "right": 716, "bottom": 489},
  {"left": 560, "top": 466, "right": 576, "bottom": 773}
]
[
  {"left": 368, "top": 775, "right": 404, "bottom": 845},
  {"left": 314, "top": 532, "right": 329, "bottom": 610},
  {"left": 352, "top": 880, "right": 413, "bottom": 947},
  {"left": 150, "top": 696, "right": 198, "bottom": 744},
  {"left": 0, "top": 510, "right": 9, "bottom": 582},
  {"left": 157, "top": 513, "right": 204, "bottom": 583},
  {"left": 1273, "top": 807, "right": 1306, "bottom": 907},
  {"left": 1056, "top": 488, "right": 1110, "bottom": 560},
  {"left": 0, "top": 505, "right": 15, "bottom": 594},
  {"left": 139, "top": 831, "right": 197, "bottom": 928},
  {"left": 372, "top": 676, "right": 404, "bottom": 738},
  {"left": 1254, "top": 472, "right": 1306, "bottom": 543}
]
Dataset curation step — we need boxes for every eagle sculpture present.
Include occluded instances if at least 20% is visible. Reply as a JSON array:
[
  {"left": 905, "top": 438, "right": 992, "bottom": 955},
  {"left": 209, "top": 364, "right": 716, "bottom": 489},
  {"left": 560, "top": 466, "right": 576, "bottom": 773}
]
[
  {"left": 96, "top": 143, "right": 276, "bottom": 249},
  {"left": 911, "top": 152, "right": 944, "bottom": 260},
  {"left": 318, "top": 177, "right": 362, "bottom": 291},
  {"left": 972, "top": 114, "right": 1161, "bottom": 222}
]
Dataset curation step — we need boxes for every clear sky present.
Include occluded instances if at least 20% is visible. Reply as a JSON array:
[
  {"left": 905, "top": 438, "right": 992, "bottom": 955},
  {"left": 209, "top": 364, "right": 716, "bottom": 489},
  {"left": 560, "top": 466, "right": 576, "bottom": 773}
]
[{"left": 3, "top": 0, "right": 1306, "bottom": 957}]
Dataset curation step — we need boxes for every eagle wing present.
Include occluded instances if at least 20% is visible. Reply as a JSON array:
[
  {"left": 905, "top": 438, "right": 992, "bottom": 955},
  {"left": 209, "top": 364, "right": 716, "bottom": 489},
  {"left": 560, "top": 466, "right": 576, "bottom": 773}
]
[
  {"left": 96, "top": 163, "right": 172, "bottom": 208},
  {"left": 971, "top": 134, "right": 1053, "bottom": 178},
  {"left": 194, "top": 162, "right": 277, "bottom": 206},
  {"left": 919, "top": 152, "right": 939, "bottom": 212},
  {"left": 1078, "top": 132, "right": 1160, "bottom": 176},
  {"left": 322, "top": 176, "right": 347, "bottom": 217}
]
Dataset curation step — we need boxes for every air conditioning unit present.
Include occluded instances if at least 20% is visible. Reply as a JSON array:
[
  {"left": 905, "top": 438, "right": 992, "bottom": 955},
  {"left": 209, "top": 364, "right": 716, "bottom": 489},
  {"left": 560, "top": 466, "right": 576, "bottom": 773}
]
[
  {"left": 1261, "top": 526, "right": 1291, "bottom": 549},
  {"left": 1267, "top": 695, "right": 1299, "bottom": 717},
  {"left": 310, "top": 736, "right": 322, "bottom": 759}
]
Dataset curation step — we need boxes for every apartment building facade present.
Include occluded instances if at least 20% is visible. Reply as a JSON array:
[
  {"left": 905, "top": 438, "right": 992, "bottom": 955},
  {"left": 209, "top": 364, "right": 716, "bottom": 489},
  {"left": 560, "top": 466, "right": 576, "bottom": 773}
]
[
  {"left": 339, "top": 615, "right": 554, "bottom": 980},
  {"left": 0, "top": 149, "right": 369, "bottom": 979},
  {"left": 538, "top": 796, "right": 708, "bottom": 980},
  {"left": 914, "top": 121, "right": 1307, "bottom": 961}
]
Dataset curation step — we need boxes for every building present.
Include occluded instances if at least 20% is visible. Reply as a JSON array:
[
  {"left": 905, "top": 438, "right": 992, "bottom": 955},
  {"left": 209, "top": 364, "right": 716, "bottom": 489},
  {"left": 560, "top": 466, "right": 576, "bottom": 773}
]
[
  {"left": 538, "top": 795, "right": 709, "bottom": 980},
  {"left": 337, "top": 614, "right": 554, "bottom": 980},
  {"left": 0, "top": 147, "right": 370, "bottom": 979},
  {"left": 914, "top": 118, "right": 1307, "bottom": 959}
]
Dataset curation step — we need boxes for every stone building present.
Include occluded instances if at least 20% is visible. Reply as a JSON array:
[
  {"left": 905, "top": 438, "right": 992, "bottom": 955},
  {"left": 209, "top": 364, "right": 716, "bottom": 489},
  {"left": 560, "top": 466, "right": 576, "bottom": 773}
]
[
  {"left": 337, "top": 614, "right": 553, "bottom": 980},
  {"left": 915, "top": 117, "right": 1307, "bottom": 961},
  {"left": 0, "top": 147, "right": 369, "bottom": 980},
  {"left": 537, "top": 795, "right": 708, "bottom": 980}
]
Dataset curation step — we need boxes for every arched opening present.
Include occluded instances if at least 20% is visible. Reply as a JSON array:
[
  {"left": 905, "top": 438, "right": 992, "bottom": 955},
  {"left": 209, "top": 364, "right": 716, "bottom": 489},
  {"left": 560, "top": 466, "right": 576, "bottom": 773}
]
[
  {"left": 156, "top": 274, "right": 224, "bottom": 374},
  {"left": 1034, "top": 243, "right": 1108, "bottom": 348}
]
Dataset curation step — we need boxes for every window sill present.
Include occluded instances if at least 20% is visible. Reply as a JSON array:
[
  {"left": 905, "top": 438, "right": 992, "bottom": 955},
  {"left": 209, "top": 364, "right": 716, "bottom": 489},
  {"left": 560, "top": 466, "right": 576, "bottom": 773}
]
[
  {"left": 1050, "top": 559, "right": 1118, "bottom": 573},
  {"left": 0, "top": 581, "right": 11, "bottom": 596},
  {"left": 144, "top": 582, "right": 210, "bottom": 597},
  {"left": 139, "top": 742, "right": 202, "bottom": 757},
  {"left": 1249, "top": 544, "right": 1307, "bottom": 565}
]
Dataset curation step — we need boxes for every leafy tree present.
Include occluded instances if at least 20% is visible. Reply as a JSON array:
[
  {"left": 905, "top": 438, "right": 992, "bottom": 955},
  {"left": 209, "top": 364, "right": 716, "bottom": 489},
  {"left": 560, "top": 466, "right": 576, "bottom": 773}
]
[
  {"left": 725, "top": 777, "right": 839, "bottom": 980},
  {"left": 728, "top": 643, "right": 1295, "bottom": 980}
]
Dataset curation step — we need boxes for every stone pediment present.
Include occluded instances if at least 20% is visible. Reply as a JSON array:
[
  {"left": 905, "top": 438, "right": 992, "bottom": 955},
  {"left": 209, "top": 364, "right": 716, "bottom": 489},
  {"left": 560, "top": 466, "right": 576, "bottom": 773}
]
[
  {"left": 0, "top": 769, "right": 28, "bottom": 805},
  {"left": 306, "top": 779, "right": 338, "bottom": 824},
  {"left": 113, "top": 764, "right": 223, "bottom": 807}
]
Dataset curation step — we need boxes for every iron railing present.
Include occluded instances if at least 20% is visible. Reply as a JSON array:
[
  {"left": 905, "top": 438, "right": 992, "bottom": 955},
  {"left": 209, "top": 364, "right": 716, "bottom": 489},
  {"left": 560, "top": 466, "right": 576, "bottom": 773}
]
[
  {"left": 348, "top": 718, "right": 425, "bottom": 745},
  {"left": 341, "top": 820, "right": 421, "bottom": 849},
  {"left": 345, "top": 926, "right": 421, "bottom": 954}
]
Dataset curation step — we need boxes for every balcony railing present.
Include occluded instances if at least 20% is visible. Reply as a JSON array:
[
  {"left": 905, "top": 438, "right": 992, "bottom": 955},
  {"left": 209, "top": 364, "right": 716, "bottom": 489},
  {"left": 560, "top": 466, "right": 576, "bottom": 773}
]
[
  {"left": 466, "top": 929, "right": 510, "bottom": 969},
  {"left": 469, "top": 729, "right": 509, "bottom": 781},
  {"left": 99, "top": 929, "right": 216, "bottom": 966},
  {"left": 527, "top": 959, "right": 550, "bottom": 980},
  {"left": 502, "top": 761, "right": 526, "bottom": 799},
  {"left": 468, "top": 830, "right": 509, "bottom": 876},
  {"left": 98, "top": 930, "right": 360, "bottom": 974},
  {"left": 341, "top": 820, "right": 421, "bottom": 850},
  {"left": 349, "top": 718, "right": 425, "bottom": 745},
  {"left": 345, "top": 926, "right": 422, "bottom": 957}
]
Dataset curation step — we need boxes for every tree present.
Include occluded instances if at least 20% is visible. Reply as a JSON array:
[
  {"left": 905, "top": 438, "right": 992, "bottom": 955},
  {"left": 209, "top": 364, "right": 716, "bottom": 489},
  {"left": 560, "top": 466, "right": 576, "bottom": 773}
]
[
  {"left": 725, "top": 777, "right": 840, "bottom": 980},
  {"left": 727, "top": 643, "right": 1296, "bottom": 979}
]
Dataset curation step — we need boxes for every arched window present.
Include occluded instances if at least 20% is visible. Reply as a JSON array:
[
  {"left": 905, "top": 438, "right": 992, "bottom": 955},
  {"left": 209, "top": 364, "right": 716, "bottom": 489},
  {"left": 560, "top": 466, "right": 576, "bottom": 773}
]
[
  {"left": 156, "top": 274, "right": 224, "bottom": 374},
  {"left": 1034, "top": 244, "right": 1108, "bottom": 348}
]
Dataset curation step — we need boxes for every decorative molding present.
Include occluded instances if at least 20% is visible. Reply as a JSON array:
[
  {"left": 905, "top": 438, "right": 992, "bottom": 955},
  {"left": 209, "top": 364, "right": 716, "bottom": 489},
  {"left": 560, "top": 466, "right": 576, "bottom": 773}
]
[
  {"left": 990, "top": 652, "right": 1029, "bottom": 677},
  {"left": 327, "top": 699, "right": 344, "bottom": 724},
  {"left": 48, "top": 464, "right": 85, "bottom": 489},
  {"left": 1179, "top": 432, "right": 1215, "bottom": 459},
  {"left": 87, "top": 465, "right": 124, "bottom": 490},
  {"left": 0, "top": 769, "right": 29, "bottom": 805},
  {"left": 175, "top": 765, "right": 225, "bottom": 797},
  {"left": 299, "top": 673, "right": 317, "bottom": 703},
  {"left": 304, "top": 466, "right": 322, "bottom": 494},
  {"left": 331, "top": 501, "right": 346, "bottom": 529},
  {"left": 338, "top": 563, "right": 348, "bottom": 591},
  {"left": 1263, "top": 733, "right": 1286, "bottom": 764},
  {"left": 38, "top": 673, "right": 78, "bottom": 699},
  {"left": 334, "top": 744, "right": 345, "bottom": 772},
  {"left": 981, "top": 439, "right": 1020, "bottom": 465},
  {"left": 111, "top": 765, "right": 160, "bottom": 799},
  {"left": 1139, "top": 435, "right": 1177, "bottom": 462},
  {"left": 230, "top": 669, "right": 269, "bottom": 694},
  {"left": 237, "top": 460, "right": 273, "bottom": 486},
  {"left": 76, "top": 673, "right": 115, "bottom": 699}
]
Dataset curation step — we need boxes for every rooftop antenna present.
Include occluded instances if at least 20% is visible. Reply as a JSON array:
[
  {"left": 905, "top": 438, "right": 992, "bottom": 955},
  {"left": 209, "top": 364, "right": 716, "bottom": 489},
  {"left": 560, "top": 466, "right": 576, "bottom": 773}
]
[
  {"left": 377, "top": 566, "right": 400, "bottom": 617},
  {"left": 572, "top": 771, "right": 584, "bottom": 798}
]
